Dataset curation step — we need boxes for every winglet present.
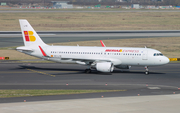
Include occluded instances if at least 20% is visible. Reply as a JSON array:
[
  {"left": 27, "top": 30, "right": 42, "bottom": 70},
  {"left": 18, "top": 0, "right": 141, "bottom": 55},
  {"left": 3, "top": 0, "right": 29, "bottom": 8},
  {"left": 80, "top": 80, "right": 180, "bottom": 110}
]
[
  {"left": 100, "top": 40, "right": 106, "bottom": 47},
  {"left": 39, "top": 46, "right": 47, "bottom": 56}
]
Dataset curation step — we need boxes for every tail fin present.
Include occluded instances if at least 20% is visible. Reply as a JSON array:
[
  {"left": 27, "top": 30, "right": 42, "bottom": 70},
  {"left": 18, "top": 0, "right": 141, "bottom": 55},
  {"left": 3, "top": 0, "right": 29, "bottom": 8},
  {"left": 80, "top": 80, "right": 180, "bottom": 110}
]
[{"left": 19, "top": 19, "right": 46, "bottom": 46}]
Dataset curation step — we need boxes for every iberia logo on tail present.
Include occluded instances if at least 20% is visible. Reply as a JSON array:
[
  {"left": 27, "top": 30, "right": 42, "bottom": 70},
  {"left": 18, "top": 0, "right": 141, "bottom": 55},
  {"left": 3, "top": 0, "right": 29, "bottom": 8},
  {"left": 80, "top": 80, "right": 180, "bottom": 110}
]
[{"left": 24, "top": 31, "right": 36, "bottom": 42}]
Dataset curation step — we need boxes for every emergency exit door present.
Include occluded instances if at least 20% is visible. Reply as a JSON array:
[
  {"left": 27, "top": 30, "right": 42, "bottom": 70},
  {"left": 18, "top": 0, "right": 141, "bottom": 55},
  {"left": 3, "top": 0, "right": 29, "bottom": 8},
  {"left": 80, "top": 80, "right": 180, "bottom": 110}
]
[{"left": 142, "top": 50, "right": 148, "bottom": 60}]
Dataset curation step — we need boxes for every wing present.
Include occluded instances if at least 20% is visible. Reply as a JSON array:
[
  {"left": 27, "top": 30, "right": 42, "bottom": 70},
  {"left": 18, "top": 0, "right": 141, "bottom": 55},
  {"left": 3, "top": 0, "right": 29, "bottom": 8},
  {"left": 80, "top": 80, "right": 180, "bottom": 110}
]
[{"left": 61, "top": 57, "right": 121, "bottom": 65}]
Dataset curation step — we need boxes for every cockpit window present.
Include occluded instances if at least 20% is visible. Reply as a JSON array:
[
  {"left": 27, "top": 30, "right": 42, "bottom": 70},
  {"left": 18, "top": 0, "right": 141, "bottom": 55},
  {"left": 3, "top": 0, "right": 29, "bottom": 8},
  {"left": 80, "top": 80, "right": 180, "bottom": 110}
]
[{"left": 154, "top": 53, "right": 163, "bottom": 56}]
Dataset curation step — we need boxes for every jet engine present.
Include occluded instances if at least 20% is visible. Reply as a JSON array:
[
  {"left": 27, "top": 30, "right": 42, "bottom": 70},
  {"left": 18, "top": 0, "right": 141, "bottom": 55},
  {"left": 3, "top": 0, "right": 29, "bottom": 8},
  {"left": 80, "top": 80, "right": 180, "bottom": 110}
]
[{"left": 96, "top": 62, "right": 114, "bottom": 72}]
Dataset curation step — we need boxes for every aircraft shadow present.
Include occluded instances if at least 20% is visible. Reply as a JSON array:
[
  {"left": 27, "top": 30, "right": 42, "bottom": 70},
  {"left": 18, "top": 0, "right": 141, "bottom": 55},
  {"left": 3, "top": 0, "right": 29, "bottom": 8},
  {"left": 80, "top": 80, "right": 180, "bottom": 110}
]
[
  {"left": 18, "top": 65, "right": 165, "bottom": 75},
  {"left": 18, "top": 65, "right": 83, "bottom": 71},
  {"left": 113, "top": 70, "right": 165, "bottom": 74}
]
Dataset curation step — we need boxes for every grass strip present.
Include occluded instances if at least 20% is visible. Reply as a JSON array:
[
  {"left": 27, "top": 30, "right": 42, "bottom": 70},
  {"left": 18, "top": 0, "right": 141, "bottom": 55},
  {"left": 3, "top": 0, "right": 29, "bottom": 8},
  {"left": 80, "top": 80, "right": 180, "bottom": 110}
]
[
  {"left": 0, "top": 90, "right": 125, "bottom": 98},
  {"left": 0, "top": 8, "right": 176, "bottom": 11},
  {"left": 0, "top": 12, "right": 180, "bottom": 31}
]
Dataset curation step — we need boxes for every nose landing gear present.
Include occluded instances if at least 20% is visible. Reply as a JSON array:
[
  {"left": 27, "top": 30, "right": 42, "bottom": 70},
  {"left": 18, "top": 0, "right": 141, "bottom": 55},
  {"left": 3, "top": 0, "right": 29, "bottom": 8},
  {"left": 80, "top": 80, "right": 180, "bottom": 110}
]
[{"left": 145, "top": 66, "right": 149, "bottom": 75}]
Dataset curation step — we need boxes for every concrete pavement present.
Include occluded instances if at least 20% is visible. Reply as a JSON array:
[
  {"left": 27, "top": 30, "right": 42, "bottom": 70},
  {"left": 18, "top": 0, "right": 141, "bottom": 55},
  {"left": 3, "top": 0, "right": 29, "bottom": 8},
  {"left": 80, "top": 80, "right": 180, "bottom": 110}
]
[{"left": 0, "top": 94, "right": 180, "bottom": 113}]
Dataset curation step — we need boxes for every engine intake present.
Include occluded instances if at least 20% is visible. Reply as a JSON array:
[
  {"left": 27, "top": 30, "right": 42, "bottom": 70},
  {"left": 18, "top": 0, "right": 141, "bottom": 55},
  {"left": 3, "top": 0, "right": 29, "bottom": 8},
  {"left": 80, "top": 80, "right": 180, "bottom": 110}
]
[{"left": 96, "top": 62, "right": 114, "bottom": 72}]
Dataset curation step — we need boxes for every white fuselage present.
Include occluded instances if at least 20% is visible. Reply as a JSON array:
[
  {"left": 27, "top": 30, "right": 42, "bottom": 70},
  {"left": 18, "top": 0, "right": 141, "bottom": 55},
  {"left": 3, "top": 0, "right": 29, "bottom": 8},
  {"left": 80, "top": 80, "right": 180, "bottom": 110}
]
[{"left": 28, "top": 45, "right": 169, "bottom": 67}]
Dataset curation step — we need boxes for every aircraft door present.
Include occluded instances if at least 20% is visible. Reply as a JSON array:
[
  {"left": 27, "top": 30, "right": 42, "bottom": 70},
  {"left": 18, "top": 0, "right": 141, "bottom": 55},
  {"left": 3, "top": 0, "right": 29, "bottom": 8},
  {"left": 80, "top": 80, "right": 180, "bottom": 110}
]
[{"left": 142, "top": 50, "right": 148, "bottom": 60}]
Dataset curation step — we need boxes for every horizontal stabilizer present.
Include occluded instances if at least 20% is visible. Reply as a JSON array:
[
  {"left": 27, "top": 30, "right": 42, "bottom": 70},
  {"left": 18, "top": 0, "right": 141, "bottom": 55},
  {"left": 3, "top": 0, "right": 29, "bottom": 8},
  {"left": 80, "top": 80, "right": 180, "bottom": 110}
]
[{"left": 16, "top": 46, "right": 33, "bottom": 51}]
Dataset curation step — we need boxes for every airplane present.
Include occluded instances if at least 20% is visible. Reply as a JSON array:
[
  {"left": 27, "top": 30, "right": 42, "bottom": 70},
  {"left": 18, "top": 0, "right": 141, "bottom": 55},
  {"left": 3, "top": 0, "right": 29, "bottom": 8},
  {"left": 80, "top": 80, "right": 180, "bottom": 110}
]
[{"left": 16, "top": 19, "right": 169, "bottom": 75}]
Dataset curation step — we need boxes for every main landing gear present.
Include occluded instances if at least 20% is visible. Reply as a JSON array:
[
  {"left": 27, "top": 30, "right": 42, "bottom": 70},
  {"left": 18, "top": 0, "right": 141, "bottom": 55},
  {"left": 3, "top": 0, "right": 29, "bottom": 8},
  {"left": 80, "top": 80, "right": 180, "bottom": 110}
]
[
  {"left": 85, "top": 69, "right": 91, "bottom": 73},
  {"left": 85, "top": 65, "right": 91, "bottom": 73},
  {"left": 85, "top": 64, "right": 93, "bottom": 73},
  {"left": 145, "top": 66, "right": 149, "bottom": 75}
]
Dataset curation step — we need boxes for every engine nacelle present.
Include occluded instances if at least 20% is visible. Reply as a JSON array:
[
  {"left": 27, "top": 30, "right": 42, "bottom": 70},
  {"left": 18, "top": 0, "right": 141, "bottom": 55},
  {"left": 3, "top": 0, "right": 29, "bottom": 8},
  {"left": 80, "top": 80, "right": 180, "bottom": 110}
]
[
  {"left": 115, "top": 65, "right": 131, "bottom": 69},
  {"left": 96, "top": 62, "right": 114, "bottom": 72}
]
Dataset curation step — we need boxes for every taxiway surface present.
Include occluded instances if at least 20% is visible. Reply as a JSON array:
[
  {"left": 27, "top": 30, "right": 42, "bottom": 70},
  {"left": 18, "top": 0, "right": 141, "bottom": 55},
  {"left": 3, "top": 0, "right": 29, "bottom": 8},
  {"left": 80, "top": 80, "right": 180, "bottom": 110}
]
[{"left": 0, "top": 63, "right": 180, "bottom": 103}]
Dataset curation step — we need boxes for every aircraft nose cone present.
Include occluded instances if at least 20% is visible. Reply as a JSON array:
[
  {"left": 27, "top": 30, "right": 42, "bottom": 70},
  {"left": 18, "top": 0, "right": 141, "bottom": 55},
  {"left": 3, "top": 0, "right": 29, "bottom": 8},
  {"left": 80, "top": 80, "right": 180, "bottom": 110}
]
[{"left": 163, "top": 57, "right": 170, "bottom": 64}]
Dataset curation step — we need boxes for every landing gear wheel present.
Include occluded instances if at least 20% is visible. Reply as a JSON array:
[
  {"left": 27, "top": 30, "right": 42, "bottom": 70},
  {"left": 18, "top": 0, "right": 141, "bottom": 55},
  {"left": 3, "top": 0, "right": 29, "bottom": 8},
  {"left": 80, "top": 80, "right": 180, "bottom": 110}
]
[
  {"left": 144, "top": 66, "right": 149, "bottom": 75},
  {"left": 85, "top": 69, "right": 91, "bottom": 73},
  {"left": 145, "top": 71, "right": 149, "bottom": 75}
]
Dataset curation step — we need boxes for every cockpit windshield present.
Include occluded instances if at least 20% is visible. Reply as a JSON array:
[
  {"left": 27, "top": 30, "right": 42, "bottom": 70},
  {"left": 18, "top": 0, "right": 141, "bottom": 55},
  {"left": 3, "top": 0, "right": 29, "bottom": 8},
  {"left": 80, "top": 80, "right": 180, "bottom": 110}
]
[{"left": 153, "top": 53, "right": 163, "bottom": 56}]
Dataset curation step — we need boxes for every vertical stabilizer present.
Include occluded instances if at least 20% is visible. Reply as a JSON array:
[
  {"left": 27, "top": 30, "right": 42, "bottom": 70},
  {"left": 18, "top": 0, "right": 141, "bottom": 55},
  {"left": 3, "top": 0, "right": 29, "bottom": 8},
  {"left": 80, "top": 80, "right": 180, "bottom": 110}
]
[{"left": 19, "top": 19, "right": 46, "bottom": 46}]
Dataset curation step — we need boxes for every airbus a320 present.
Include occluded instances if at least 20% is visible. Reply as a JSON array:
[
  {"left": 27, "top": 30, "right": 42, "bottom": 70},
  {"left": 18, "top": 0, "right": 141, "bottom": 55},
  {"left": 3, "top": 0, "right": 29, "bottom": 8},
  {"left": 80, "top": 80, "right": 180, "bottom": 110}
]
[{"left": 17, "top": 19, "right": 169, "bottom": 74}]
